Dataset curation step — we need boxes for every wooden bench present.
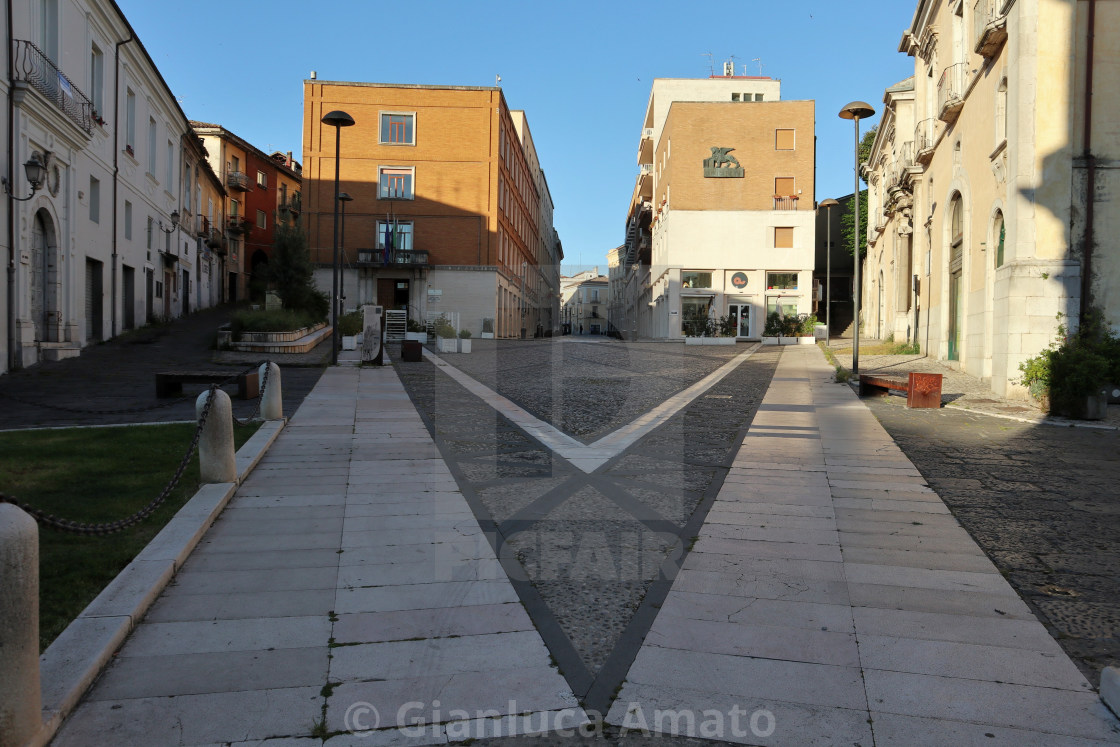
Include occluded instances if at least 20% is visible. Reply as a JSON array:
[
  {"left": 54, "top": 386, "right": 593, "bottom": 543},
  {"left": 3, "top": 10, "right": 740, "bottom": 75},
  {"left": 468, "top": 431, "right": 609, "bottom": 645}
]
[
  {"left": 858, "top": 372, "right": 943, "bottom": 408},
  {"left": 155, "top": 369, "right": 259, "bottom": 400}
]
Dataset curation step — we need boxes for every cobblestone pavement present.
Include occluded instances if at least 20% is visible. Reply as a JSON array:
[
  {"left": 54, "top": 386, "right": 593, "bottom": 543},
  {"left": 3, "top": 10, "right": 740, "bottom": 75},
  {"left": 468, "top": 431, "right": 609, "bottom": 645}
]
[
  {"left": 866, "top": 395, "right": 1120, "bottom": 689},
  {"left": 0, "top": 305, "right": 325, "bottom": 430},
  {"left": 393, "top": 339, "right": 780, "bottom": 714}
]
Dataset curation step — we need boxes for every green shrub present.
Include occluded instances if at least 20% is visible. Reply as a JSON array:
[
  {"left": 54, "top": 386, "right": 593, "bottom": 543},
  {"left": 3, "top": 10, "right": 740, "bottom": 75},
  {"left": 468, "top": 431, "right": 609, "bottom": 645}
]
[
  {"left": 336, "top": 311, "right": 363, "bottom": 337},
  {"left": 798, "top": 314, "right": 819, "bottom": 337},
  {"left": 230, "top": 309, "right": 319, "bottom": 339},
  {"left": 1019, "top": 312, "right": 1120, "bottom": 416},
  {"left": 763, "top": 312, "right": 783, "bottom": 337},
  {"left": 406, "top": 318, "right": 426, "bottom": 333},
  {"left": 433, "top": 318, "right": 456, "bottom": 339},
  {"left": 458, "top": 328, "right": 472, "bottom": 339}
]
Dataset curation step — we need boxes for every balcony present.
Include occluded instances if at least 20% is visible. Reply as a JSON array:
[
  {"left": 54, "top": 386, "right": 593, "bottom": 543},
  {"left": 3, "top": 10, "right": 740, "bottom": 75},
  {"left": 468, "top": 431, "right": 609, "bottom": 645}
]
[
  {"left": 356, "top": 248, "right": 430, "bottom": 267},
  {"left": 637, "top": 163, "right": 653, "bottom": 201},
  {"left": 638, "top": 127, "right": 654, "bottom": 164},
  {"left": 279, "top": 191, "right": 301, "bottom": 216},
  {"left": 937, "top": 63, "right": 968, "bottom": 124},
  {"left": 914, "top": 118, "right": 937, "bottom": 165},
  {"left": 772, "top": 196, "right": 801, "bottom": 211},
  {"left": 226, "top": 171, "right": 249, "bottom": 192},
  {"left": 973, "top": 0, "right": 1008, "bottom": 57},
  {"left": 11, "top": 40, "right": 94, "bottom": 135},
  {"left": 226, "top": 215, "right": 249, "bottom": 235}
]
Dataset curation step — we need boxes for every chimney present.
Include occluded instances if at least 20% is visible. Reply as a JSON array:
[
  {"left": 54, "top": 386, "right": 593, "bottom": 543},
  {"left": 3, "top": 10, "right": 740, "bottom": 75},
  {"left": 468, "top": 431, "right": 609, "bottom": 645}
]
[
  {"left": 310, "top": 70, "right": 317, "bottom": 80},
  {"left": 287, "top": 151, "right": 293, "bottom": 166}
]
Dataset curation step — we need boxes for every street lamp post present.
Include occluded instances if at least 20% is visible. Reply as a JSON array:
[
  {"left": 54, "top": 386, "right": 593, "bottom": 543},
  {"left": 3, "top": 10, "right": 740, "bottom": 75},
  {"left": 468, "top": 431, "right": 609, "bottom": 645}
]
[
  {"left": 818, "top": 198, "right": 840, "bottom": 347},
  {"left": 838, "top": 101, "right": 875, "bottom": 378},
  {"left": 337, "top": 191, "right": 353, "bottom": 346},
  {"left": 321, "top": 110, "right": 355, "bottom": 366}
]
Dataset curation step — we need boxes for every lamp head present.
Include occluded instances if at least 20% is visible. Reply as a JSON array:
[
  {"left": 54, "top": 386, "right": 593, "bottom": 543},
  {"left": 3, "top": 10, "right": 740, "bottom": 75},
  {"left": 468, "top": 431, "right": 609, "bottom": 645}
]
[
  {"left": 338, "top": 192, "right": 353, "bottom": 202},
  {"left": 839, "top": 101, "right": 875, "bottom": 120},
  {"left": 321, "top": 110, "right": 355, "bottom": 128},
  {"left": 170, "top": 210, "right": 180, "bottom": 226},
  {"left": 818, "top": 198, "right": 840, "bottom": 209},
  {"left": 23, "top": 152, "right": 47, "bottom": 189}
]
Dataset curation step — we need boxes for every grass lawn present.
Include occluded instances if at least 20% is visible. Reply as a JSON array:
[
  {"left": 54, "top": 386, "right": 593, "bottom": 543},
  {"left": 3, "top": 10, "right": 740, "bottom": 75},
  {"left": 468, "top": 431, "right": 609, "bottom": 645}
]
[{"left": 0, "top": 422, "right": 259, "bottom": 651}]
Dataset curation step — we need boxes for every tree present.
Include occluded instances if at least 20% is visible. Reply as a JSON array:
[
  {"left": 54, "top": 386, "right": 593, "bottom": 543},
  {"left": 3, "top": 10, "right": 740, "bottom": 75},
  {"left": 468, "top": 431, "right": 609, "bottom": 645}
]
[
  {"left": 858, "top": 124, "right": 878, "bottom": 186},
  {"left": 839, "top": 189, "right": 869, "bottom": 259},
  {"left": 268, "top": 217, "right": 328, "bottom": 320}
]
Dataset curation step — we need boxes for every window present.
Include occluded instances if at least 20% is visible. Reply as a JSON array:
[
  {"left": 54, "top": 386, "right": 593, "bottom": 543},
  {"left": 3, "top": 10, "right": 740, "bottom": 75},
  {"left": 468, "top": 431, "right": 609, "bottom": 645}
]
[
  {"left": 231, "top": 156, "right": 240, "bottom": 172},
  {"left": 166, "top": 140, "right": 174, "bottom": 185},
  {"left": 996, "top": 78, "right": 1008, "bottom": 145},
  {"left": 591, "top": 289, "right": 600, "bottom": 302},
  {"left": 256, "top": 170, "right": 267, "bottom": 188},
  {"left": 950, "top": 194, "right": 963, "bottom": 248},
  {"left": 379, "top": 166, "right": 414, "bottom": 199},
  {"left": 774, "top": 177, "right": 795, "bottom": 197},
  {"left": 183, "top": 165, "right": 192, "bottom": 211},
  {"left": 994, "top": 211, "right": 1005, "bottom": 267},
  {"left": 124, "top": 200, "right": 132, "bottom": 239},
  {"left": 774, "top": 227, "right": 794, "bottom": 248},
  {"left": 125, "top": 89, "right": 135, "bottom": 153},
  {"left": 766, "top": 297, "right": 799, "bottom": 318},
  {"left": 256, "top": 209, "right": 266, "bottom": 229},
  {"left": 90, "top": 44, "right": 104, "bottom": 114},
  {"left": 89, "top": 176, "right": 100, "bottom": 223},
  {"left": 39, "top": 0, "right": 58, "bottom": 60},
  {"left": 775, "top": 129, "right": 795, "bottom": 150},
  {"left": 767, "top": 272, "right": 798, "bottom": 290},
  {"left": 230, "top": 199, "right": 239, "bottom": 217},
  {"left": 681, "top": 271, "right": 713, "bottom": 289},
  {"left": 754, "top": 93, "right": 764, "bottom": 101},
  {"left": 731, "top": 93, "right": 740, "bottom": 102},
  {"left": 380, "top": 112, "right": 415, "bottom": 144},
  {"left": 147, "top": 118, "right": 157, "bottom": 175},
  {"left": 376, "top": 220, "right": 414, "bottom": 252},
  {"left": 146, "top": 216, "right": 153, "bottom": 249},
  {"left": 155, "top": 280, "right": 163, "bottom": 298}
]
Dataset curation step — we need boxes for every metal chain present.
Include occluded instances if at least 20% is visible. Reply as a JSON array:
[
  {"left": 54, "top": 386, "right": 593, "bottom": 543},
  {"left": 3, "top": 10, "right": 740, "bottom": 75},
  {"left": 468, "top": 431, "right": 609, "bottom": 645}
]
[
  {"left": 0, "top": 361, "right": 268, "bottom": 416},
  {"left": 0, "top": 385, "right": 218, "bottom": 535},
  {"left": 232, "top": 360, "right": 271, "bottom": 427}
]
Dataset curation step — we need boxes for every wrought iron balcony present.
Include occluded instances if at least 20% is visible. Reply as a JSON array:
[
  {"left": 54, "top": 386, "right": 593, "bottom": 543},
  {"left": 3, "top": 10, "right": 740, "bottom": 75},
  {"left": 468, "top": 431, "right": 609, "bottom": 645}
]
[
  {"left": 914, "top": 118, "right": 937, "bottom": 165},
  {"left": 973, "top": 0, "right": 1008, "bottom": 57},
  {"left": 356, "top": 248, "right": 430, "bottom": 267},
  {"left": 12, "top": 40, "right": 94, "bottom": 135},
  {"left": 772, "top": 196, "right": 801, "bottom": 211},
  {"left": 226, "top": 171, "right": 249, "bottom": 191},
  {"left": 937, "top": 63, "right": 968, "bottom": 123},
  {"left": 279, "top": 191, "right": 301, "bottom": 216}
]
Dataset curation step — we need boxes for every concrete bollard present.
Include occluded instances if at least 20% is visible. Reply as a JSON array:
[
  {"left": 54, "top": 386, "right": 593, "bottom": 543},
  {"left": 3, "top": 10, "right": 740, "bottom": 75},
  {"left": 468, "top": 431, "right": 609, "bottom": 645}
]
[
  {"left": 0, "top": 503, "right": 41, "bottom": 747},
  {"left": 196, "top": 388, "right": 236, "bottom": 483},
  {"left": 259, "top": 362, "right": 282, "bottom": 420}
]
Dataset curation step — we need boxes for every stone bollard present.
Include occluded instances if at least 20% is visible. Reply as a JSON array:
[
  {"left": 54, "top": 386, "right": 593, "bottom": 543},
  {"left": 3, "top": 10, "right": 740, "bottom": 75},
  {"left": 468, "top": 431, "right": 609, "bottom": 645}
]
[
  {"left": 259, "top": 362, "right": 282, "bottom": 420},
  {"left": 0, "top": 503, "right": 41, "bottom": 747},
  {"left": 196, "top": 388, "right": 236, "bottom": 483}
]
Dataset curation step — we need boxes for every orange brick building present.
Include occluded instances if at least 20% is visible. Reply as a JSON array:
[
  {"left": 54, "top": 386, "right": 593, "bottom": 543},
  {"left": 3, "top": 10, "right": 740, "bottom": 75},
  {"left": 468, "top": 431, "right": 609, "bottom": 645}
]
[{"left": 302, "top": 80, "right": 562, "bottom": 338}]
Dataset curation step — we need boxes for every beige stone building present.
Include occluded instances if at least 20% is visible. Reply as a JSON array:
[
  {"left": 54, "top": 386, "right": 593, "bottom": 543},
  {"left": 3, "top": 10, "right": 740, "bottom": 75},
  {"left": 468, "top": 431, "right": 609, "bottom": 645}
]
[
  {"left": 560, "top": 268, "right": 608, "bottom": 335},
  {"left": 619, "top": 73, "right": 815, "bottom": 340},
  {"left": 864, "top": 0, "right": 1120, "bottom": 398}
]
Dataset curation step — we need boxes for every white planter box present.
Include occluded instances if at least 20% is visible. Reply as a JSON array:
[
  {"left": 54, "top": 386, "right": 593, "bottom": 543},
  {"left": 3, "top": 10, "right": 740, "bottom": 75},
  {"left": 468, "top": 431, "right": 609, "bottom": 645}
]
[
  {"left": 405, "top": 332, "right": 427, "bottom": 342},
  {"left": 458, "top": 338, "right": 472, "bottom": 353},
  {"left": 797, "top": 336, "right": 816, "bottom": 345},
  {"left": 480, "top": 332, "right": 495, "bottom": 339},
  {"left": 685, "top": 337, "right": 735, "bottom": 345},
  {"left": 761, "top": 337, "right": 780, "bottom": 346},
  {"left": 779, "top": 336, "right": 797, "bottom": 345},
  {"left": 437, "top": 337, "right": 457, "bottom": 353},
  {"left": 341, "top": 335, "right": 357, "bottom": 350}
]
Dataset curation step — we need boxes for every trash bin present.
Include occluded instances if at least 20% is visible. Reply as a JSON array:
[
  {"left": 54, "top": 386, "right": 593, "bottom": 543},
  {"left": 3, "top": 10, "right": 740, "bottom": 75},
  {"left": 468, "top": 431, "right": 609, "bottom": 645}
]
[{"left": 401, "top": 340, "right": 423, "bottom": 362}]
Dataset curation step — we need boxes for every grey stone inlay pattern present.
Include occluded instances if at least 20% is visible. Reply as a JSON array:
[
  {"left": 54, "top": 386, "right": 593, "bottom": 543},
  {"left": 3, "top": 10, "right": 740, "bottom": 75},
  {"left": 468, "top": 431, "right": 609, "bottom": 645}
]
[
  {"left": 606, "top": 345, "right": 1120, "bottom": 745},
  {"left": 393, "top": 340, "right": 780, "bottom": 710},
  {"left": 53, "top": 366, "right": 582, "bottom": 746}
]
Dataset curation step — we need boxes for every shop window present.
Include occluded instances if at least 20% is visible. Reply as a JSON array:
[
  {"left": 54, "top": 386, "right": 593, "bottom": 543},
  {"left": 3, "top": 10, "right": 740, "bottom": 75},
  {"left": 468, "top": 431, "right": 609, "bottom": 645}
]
[
  {"left": 681, "top": 271, "right": 712, "bottom": 289},
  {"left": 766, "top": 297, "right": 798, "bottom": 317},
  {"left": 767, "top": 272, "right": 798, "bottom": 290},
  {"left": 380, "top": 112, "right": 415, "bottom": 144}
]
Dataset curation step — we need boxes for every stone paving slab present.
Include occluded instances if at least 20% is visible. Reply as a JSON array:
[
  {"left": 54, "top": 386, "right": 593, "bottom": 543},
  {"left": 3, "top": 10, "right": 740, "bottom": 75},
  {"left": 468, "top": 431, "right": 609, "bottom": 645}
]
[{"left": 608, "top": 345, "right": 1120, "bottom": 743}]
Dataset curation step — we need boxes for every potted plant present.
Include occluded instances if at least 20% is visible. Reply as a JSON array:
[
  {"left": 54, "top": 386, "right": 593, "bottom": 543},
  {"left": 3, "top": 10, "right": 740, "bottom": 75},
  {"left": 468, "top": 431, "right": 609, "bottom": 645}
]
[
  {"left": 405, "top": 318, "right": 427, "bottom": 342},
  {"left": 762, "top": 311, "right": 782, "bottom": 345},
  {"left": 458, "top": 328, "right": 472, "bottom": 353},
  {"left": 481, "top": 318, "right": 495, "bottom": 339},
  {"left": 434, "top": 318, "right": 458, "bottom": 353},
  {"left": 337, "top": 310, "right": 363, "bottom": 350},
  {"left": 797, "top": 313, "right": 819, "bottom": 344}
]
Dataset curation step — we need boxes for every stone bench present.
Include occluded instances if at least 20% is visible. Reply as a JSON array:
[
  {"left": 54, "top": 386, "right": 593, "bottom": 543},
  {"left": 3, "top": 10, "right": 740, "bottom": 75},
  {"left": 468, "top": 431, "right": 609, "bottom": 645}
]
[
  {"left": 859, "top": 372, "right": 943, "bottom": 408},
  {"left": 155, "top": 369, "right": 259, "bottom": 400}
]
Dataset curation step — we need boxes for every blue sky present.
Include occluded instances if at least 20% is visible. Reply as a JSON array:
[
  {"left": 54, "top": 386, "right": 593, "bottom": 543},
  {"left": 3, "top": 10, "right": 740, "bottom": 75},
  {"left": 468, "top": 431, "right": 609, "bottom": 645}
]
[{"left": 117, "top": 0, "right": 915, "bottom": 274}]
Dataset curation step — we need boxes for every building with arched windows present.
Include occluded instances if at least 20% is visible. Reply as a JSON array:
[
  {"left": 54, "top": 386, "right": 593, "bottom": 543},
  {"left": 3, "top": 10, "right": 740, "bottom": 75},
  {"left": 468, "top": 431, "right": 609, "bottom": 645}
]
[{"left": 864, "top": 0, "right": 1120, "bottom": 399}]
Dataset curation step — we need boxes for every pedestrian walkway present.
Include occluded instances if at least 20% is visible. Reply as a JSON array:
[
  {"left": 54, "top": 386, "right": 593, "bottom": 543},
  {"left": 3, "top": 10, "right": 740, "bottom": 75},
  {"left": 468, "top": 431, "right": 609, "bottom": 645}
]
[
  {"left": 53, "top": 365, "right": 583, "bottom": 746},
  {"left": 607, "top": 345, "right": 1120, "bottom": 744}
]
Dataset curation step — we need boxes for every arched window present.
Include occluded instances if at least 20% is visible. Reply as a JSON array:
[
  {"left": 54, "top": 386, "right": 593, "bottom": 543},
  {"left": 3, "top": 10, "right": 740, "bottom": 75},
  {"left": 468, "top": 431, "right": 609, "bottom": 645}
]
[
  {"left": 996, "top": 78, "right": 1008, "bottom": 144},
  {"left": 993, "top": 211, "right": 1005, "bottom": 267}
]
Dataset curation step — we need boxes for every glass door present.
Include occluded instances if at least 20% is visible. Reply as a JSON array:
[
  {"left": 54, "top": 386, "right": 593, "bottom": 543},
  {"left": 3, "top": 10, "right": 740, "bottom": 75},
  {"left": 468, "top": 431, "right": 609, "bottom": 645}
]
[{"left": 728, "top": 304, "right": 751, "bottom": 337}]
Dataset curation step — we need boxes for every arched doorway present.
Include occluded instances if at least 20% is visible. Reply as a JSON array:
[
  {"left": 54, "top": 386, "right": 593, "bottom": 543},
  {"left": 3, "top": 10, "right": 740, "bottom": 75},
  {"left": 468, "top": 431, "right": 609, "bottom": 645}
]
[
  {"left": 947, "top": 193, "right": 964, "bottom": 360},
  {"left": 29, "top": 209, "right": 59, "bottom": 343}
]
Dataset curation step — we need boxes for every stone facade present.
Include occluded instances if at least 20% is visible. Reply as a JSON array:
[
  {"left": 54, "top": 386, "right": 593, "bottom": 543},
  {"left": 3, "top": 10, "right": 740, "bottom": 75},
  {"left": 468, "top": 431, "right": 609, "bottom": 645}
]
[{"left": 865, "top": 0, "right": 1120, "bottom": 398}]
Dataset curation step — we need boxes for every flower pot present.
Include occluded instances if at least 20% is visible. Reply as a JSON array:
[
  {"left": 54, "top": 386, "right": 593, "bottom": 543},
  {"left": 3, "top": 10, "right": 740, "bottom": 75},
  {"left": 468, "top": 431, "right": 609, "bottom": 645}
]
[
  {"left": 480, "top": 332, "right": 494, "bottom": 339},
  {"left": 779, "top": 336, "right": 797, "bottom": 345},
  {"left": 458, "top": 338, "right": 472, "bottom": 353},
  {"left": 341, "top": 335, "right": 357, "bottom": 350},
  {"left": 762, "top": 337, "right": 779, "bottom": 346},
  {"left": 437, "top": 337, "right": 457, "bottom": 354},
  {"left": 797, "top": 336, "right": 816, "bottom": 345},
  {"left": 405, "top": 331, "right": 427, "bottom": 342}
]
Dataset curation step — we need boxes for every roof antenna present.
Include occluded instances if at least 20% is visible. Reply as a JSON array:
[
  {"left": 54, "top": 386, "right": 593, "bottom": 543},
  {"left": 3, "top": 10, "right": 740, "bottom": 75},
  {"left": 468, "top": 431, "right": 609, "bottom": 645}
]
[
  {"left": 752, "top": 57, "right": 764, "bottom": 77},
  {"left": 701, "top": 52, "right": 714, "bottom": 77}
]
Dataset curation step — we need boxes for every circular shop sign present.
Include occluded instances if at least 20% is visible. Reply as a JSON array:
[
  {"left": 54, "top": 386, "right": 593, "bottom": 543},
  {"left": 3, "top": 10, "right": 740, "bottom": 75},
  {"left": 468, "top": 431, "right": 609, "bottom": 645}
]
[{"left": 730, "top": 272, "right": 749, "bottom": 289}]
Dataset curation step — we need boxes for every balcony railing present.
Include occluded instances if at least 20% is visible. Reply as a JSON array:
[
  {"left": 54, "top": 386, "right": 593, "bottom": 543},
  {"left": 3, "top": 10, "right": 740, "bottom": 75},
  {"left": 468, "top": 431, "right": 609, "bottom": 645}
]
[
  {"left": 772, "top": 196, "right": 801, "bottom": 211},
  {"left": 11, "top": 40, "right": 94, "bottom": 135},
  {"left": 356, "top": 248, "right": 430, "bottom": 267},
  {"left": 937, "top": 63, "right": 968, "bottom": 123},
  {"left": 279, "top": 191, "right": 301, "bottom": 216},
  {"left": 226, "top": 171, "right": 249, "bottom": 191},
  {"left": 973, "top": 0, "right": 1008, "bottom": 57},
  {"left": 900, "top": 140, "right": 915, "bottom": 169},
  {"left": 915, "top": 118, "right": 937, "bottom": 164}
]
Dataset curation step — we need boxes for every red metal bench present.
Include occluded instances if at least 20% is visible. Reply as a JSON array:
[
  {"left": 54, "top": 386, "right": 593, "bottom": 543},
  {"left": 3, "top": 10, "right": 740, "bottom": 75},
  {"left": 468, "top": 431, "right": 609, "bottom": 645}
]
[{"left": 858, "top": 372, "right": 943, "bottom": 408}]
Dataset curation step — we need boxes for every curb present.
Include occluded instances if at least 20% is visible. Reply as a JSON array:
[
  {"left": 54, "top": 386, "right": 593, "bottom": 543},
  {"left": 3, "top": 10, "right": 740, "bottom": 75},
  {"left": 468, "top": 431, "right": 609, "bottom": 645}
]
[
  {"left": 1103, "top": 667, "right": 1120, "bottom": 719},
  {"left": 29, "top": 418, "right": 286, "bottom": 747}
]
